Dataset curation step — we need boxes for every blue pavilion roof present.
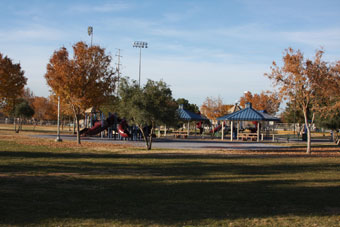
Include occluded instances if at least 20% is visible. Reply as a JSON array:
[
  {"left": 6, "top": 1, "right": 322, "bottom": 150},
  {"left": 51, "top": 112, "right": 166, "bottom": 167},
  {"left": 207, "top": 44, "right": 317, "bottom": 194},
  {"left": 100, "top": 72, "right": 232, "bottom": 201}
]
[
  {"left": 217, "top": 103, "right": 280, "bottom": 121},
  {"left": 177, "top": 106, "right": 207, "bottom": 121}
]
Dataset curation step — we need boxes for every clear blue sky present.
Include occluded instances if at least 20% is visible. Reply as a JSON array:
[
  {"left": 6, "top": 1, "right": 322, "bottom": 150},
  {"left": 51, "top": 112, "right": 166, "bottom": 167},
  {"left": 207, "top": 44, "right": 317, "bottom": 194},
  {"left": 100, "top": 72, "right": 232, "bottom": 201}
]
[{"left": 1, "top": 0, "right": 340, "bottom": 107}]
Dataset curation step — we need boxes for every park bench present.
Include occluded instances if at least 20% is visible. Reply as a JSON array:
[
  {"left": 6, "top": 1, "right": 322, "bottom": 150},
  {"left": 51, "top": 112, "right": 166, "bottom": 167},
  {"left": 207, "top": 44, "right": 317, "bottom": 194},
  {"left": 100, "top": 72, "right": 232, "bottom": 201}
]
[
  {"left": 173, "top": 131, "right": 188, "bottom": 139},
  {"left": 238, "top": 133, "right": 257, "bottom": 141}
]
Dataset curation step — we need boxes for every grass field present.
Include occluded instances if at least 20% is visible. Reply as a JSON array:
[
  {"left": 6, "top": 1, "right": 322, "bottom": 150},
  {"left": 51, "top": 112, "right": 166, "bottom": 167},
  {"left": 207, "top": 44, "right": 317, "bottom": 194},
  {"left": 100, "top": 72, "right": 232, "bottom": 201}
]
[{"left": 1, "top": 131, "right": 340, "bottom": 226}]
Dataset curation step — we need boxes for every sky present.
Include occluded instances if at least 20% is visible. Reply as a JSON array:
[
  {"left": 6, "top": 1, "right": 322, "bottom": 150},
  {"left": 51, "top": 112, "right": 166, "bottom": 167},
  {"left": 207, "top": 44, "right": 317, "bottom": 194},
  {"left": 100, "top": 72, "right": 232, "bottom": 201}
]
[{"left": 1, "top": 0, "right": 340, "bottom": 107}]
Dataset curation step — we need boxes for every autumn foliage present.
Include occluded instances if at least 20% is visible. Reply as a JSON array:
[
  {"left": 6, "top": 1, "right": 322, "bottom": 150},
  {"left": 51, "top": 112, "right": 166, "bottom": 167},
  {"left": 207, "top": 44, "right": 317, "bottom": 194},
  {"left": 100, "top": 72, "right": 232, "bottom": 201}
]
[
  {"left": 265, "top": 48, "right": 331, "bottom": 153},
  {"left": 0, "top": 53, "right": 27, "bottom": 114},
  {"left": 239, "top": 91, "right": 280, "bottom": 115},
  {"left": 45, "top": 41, "right": 116, "bottom": 144},
  {"left": 200, "top": 96, "right": 233, "bottom": 120},
  {"left": 32, "top": 96, "right": 57, "bottom": 121}
]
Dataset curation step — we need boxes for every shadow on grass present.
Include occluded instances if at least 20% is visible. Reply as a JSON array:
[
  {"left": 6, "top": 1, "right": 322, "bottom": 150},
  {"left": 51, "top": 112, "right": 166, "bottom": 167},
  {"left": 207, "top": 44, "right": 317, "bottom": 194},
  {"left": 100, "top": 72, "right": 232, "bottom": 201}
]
[{"left": 1, "top": 150, "right": 340, "bottom": 225}]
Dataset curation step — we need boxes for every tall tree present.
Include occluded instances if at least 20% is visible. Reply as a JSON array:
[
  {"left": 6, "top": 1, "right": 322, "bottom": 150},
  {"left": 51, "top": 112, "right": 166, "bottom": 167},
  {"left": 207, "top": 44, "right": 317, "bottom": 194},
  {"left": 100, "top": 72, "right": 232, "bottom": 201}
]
[
  {"left": 265, "top": 48, "right": 330, "bottom": 154},
  {"left": 176, "top": 98, "right": 200, "bottom": 113},
  {"left": 45, "top": 41, "right": 116, "bottom": 144},
  {"left": 32, "top": 96, "right": 58, "bottom": 121},
  {"left": 239, "top": 91, "right": 280, "bottom": 115},
  {"left": 280, "top": 101, "right": 305, "bottom": 124},
  {"left": 200, "top": 96, "right": 231, "bottom": 120},
  {"left": 22, "top": 87, "right": 34, "bottom": 105},
  {"left": 0, "top": 53, "right": 27, "bottom": 114},
  {"left": 315, "top": 61, "right": 340, "bottom": 142},
  {"left": 14, "top": 99, "right": 34, "bottom": 132},
  {"left": 118, "top": 78, "right": 178, "bottom": 150}
]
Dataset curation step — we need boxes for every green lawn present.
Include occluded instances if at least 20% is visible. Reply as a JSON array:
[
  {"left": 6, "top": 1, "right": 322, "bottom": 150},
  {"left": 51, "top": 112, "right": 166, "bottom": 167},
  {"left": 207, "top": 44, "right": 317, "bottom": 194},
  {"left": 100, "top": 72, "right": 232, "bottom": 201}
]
[{"left": 1, "top": 139, "right": 340, "bottom": 226}]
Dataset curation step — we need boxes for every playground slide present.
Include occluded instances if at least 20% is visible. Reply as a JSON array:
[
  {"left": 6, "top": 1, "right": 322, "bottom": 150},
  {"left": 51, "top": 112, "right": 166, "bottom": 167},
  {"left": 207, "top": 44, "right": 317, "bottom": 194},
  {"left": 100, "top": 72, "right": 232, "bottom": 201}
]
[
  {"left": 117, "top": 120, "right": 130, "bottom": 138},
  {"left": 210, "top": 125, "right": 222, "bottom": 134},
  {"left": 196, "top": 121, "right": 203, "bottom": 134},
  {"left": 81, "top": 115, "right": 116, "bottom": 136},
  {"left": 84, "top": 121, "right": 103, "bottom": 136}
]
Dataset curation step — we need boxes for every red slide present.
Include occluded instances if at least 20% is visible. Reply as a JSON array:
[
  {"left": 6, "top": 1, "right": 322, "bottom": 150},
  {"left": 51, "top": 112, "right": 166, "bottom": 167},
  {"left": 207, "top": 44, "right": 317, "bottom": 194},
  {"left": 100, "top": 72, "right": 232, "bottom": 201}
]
[
  {"left": 117, "top": 120, "right": 130, "bottom": 138},
  {"left": 80, "top": 115, "right": 116, "bottom": 136},
  {"left": 80, "top": 121, "right": 102, "bottom": 136},
  {"left": 210, "top": 125, "right": 222, "bottom": 133}
]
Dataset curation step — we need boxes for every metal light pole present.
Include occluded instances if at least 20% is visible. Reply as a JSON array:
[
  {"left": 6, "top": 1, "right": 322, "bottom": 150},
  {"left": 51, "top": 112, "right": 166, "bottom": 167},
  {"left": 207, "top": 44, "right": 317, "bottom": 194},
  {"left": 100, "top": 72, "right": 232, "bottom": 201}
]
[
  {"left": 133, "top": 41, "right": 148, "bottom": 87},
  {"left": 88, "top": 26, "right": 93, "bottom": 46},
  {"left": 293, "top": 98, "right": 296, "bottom": 136},
  {"left": 55, "top": 96, "right": 62, "bottom": 142}
]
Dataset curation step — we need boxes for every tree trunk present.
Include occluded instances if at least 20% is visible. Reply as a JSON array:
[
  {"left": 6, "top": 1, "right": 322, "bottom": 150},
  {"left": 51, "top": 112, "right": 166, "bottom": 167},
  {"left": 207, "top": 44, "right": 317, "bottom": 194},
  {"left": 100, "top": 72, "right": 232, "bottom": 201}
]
[
  {"left": 73, "top": 118, "right": 76, "bottom": 134},
  {"left": 138, "top": 124, "right": 153, "bottom": 150},
  {"left": 303, "top": 108, "right": 311, "bottom": 154},
  {"left": 75, "top": 115, "right": 81, "bottom": 144},
  {"left": 147, "top": 123, "right": 154, "bottom": 150},
  {"left": 142, "top": 127, "right": 149, "bottom": 149},
  {"left": 330, "top": 130, "right": 335, "bottom": 142},
  {"left": 33, "top": 119, "right": 37, "bottom": 131},
  {"left": 19, "top": 118, "right": 23, "bottom": 131},
  {"left": 14, "top": 118, "right": 17, "bottom": 132}
]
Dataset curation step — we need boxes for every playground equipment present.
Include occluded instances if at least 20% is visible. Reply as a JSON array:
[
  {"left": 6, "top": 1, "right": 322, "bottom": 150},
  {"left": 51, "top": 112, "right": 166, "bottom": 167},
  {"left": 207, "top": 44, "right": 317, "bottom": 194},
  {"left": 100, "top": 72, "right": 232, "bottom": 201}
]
[
  {"left": 80, "top": 114, "right": 116, "bottom": 136},
  {"left": 209, "top": 124, "right": 222, "bottom": 134},
  {"left": 196, "top": 121, "right": 203, "bottom": 134},
  {"left": 117, "top": 119, "right": 130, "bottom": 138},
  {"left": 80, "top": 109, "right": 142, "bottom": 140}
]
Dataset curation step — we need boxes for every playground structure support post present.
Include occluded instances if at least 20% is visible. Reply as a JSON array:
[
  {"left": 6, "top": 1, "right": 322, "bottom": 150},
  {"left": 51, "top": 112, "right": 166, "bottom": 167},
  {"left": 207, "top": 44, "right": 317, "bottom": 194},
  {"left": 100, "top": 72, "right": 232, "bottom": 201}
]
[
  {"left": 187, "top": 121, "right": 190, "bottom": 137},
  {"left": 221, "top": 121, "right": 224, "bottom": 140},
  {"left": 257, "top": 122, "right": 260, "bottom": 142},
  {"left": 237, "top": 121, "right": 240, "bottom": 140},
  {"left": 230, "top": 121, "right": 234, "bottom": 141}
]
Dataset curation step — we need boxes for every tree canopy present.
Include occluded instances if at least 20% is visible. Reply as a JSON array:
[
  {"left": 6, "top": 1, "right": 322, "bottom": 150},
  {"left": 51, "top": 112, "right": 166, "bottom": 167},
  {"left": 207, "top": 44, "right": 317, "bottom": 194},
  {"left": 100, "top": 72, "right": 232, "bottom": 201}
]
[
  {"left": 265, "top": 48, "right": 331, "bottom": 153},
  {"left": 0, "top": 53, "right": 27, "bottom": 114},
  {"left": 176, "top": 98, "right": 199, "bottom": 113},
  {"left": 45, "top": 41, "right": 116, "bottom": 144},
  {"left": 14, "top": 99, "right": 34, "bottom": 119},
  {"left": 239, "top": 91, "right": 280, "bottom": 115},
  {"left": 200, "top": 96, "right": 232, "bottom": 120},
  {"left": 32, "top": 96, "right": 57, "bottom": 121},
  {"left": 13, "top": 99, "right": 34, "bottom": 132},
  {"left": 280, "top": 101, "right": 305, "bottom": 124},
  {"left": 118, "top": 77, "right": 178, "bottom": 150}
]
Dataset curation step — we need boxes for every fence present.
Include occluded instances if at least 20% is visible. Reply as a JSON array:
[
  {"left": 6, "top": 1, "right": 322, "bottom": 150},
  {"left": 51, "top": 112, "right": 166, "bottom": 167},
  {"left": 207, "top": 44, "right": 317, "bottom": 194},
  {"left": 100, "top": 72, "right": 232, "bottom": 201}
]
[{"left": 0, "top": 118, "right": 74, "bottom": 127}]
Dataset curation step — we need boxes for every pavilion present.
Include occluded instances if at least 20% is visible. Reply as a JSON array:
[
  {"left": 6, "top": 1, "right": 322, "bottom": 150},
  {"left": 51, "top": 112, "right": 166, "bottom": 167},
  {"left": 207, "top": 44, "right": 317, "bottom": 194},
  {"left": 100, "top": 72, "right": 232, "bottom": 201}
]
[
  {"left": 177, "top": 105, "right": 208, "bottom": 136},
  {"left": 217, "top": 103, "right": 280, "bottom": 142}
]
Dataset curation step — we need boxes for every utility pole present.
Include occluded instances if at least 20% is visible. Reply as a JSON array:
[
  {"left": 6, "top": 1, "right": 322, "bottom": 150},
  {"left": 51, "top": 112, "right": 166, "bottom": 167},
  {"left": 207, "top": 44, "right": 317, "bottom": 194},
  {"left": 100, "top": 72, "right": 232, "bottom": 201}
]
[{"left": 115, "top": 48, "right": 122, "bottom": 96}]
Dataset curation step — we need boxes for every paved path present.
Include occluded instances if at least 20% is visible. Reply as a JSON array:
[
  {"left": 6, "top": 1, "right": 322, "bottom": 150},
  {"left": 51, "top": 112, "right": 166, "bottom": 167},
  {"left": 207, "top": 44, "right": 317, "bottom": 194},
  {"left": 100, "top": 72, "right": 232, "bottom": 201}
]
[{"left": 34, "top": 134, "right": 291, "bottom": 150}]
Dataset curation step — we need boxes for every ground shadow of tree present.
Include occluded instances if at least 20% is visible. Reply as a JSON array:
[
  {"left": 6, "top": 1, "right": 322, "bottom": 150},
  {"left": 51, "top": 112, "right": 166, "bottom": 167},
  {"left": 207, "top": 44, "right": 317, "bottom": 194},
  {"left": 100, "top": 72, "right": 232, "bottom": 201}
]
[{"left": 1, "top": 150, "right": 340, "bottom": 225}]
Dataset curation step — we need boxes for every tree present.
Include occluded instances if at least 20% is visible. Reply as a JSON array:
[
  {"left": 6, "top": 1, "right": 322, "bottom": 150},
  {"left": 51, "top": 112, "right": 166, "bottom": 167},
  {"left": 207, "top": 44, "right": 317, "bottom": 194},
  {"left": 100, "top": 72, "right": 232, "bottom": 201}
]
[
  {"left": 22, "top": 87, "right": 34, "bottom": 105},
  {"left": 316, "top": 109, "right": 340, "bottom": 142},
  {"left": 45, "top": 41, "right": 116, "bottom": 144},
  {"left": 32, "top": 96, "right": 57, "bottom": 121},
  {"left": 176, "top": 98, "right": 200, "bottom": 113},
  {"left": 14, "top": 99, "right": 34, "bottom": 132},
  {"left": 265, "top": 48, "right": 330, "bottom": 154},
  {"left": 200, "top": 96, "right": 232, "bottom": 120},
  {"left": 280, "top": 101, "right": 305, "bottom": 124},
  {"left": 239, "top": 91, "right": 280, "bottom": 115},
  {"left": 314, "top": 62, "right": 340, "bottom": 142},
  {"left": 0, "top": 53, "right": 27, "bottom": 114},
  {"left": 118, "top": 78, "right": 178, "bottom": 150}
]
